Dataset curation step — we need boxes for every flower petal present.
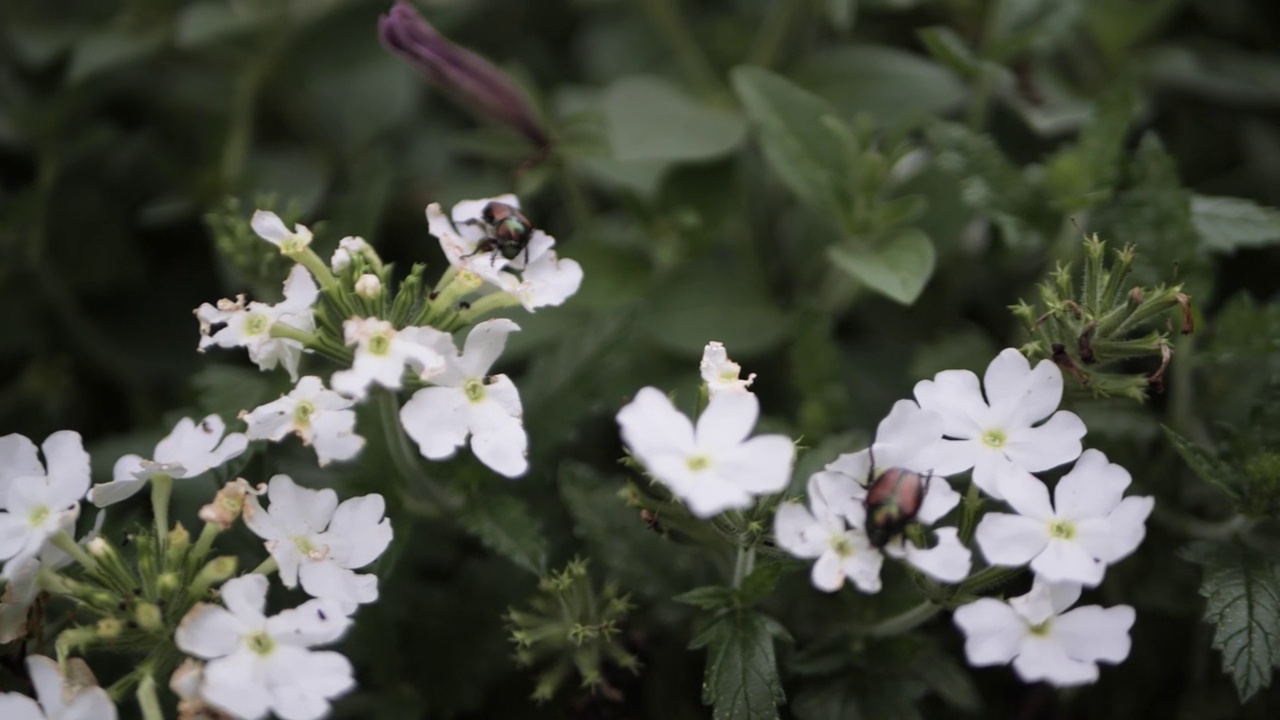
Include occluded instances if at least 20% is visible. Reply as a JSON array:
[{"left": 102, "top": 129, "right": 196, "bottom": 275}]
[
  {"left": 40, "top": 431, "right": 90, "bottom": 502},
  {"left": 810, "top": 551, "right": 846, "bottom": 592},
  {"left": 774, "top": 502, "right": 824, "bottom": 559},
  {"left": 616, "top": 387, "right": 696, "bottom": 460},
  {"left": 904, "top": 527, "right": 971, "bottom": 582},
  {"left": 1030, "top": 538, "right": 1106, "bottom": 587},
  {"left": 263, "top": 475, "right": 338, "bottom": 536},
  {"left": 916, "top": 475, "right": 961, "bottom": 525},
  {"left": 717, "top": 435, "right": 794, "bottom": 494},
  {"left": 221, "top": 574, "right": 270, "bottom": 619},
  {"left": 401, "top": 386, "right": 471, "bottom": 461},
  {"left": 325, "top": 495, "right": 392, "bottom": 570},
  {"left": 1075, "top": 495, "right": 1154, "bottom": 564},
  {"left": 268, "top": 598, "right": 352, "bottom": 647},
  {"left": 953, "top": 598, "right": 1025, "bottom": 666},
  {"left": 1011, "top": 636, "right": 1099, "bottom": 686},
  {"left": 1053, "top": 449, "right": 1129, "bottom": 521},
  {"left": 0, "top": 694, "right": 43, "bottom": 720},
  {"left": 251, "top": 210, "right": 293, "bottom": 245},
  {"left": 1053, "top": 604, "right": 1135, "bottom": 663},
  {"left": 298, "top": 562, "right": 378, "bottom": 614},
  {"left": 928, "top": 439, "right": 986, "bottom": 479},
  {"left": 998, "top": 466, "right": 1055, "bottom": 520},
  {"left": 841, "top": 543, "right": 884, "bottom": 594},
  {"left": 1003, "top": 411, "right": 1086, "bottom": 473},
  {"left": 175, "top": 605, "right": 245, "bottom": 659},
  {"left": 810, "top": 470, "right": 865, "bottom": 521},
  {"left": 975, "top": 513, "right": 1048, "bottom": 567},
  {"left": 0, "top": 434, "right": 43, "bottom": 490},
  {"left": 452, "top": 194, "right": 521, "bottom": 224},
  {"left": 458, "top": 319, "right": 520, "bottom": 378},
  {"left": 203, "top": 653, "right": 273, "bottom": 720},
  {"left": 914, "top": 370, "right": 987, "bottom": 438},
  {"left": 695, "top": 392, "right": 760, "bottom": 452},
  {"left": 875, "top": 400, "right": 944, "bottom": 450}
]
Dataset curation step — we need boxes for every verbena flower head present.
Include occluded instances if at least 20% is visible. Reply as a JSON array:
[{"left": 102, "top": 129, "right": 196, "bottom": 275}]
[
  {"left": 699, "top": 341, "right": 756, "bottom": 395},
  {"left": 953, "top": 576, "right": 1134, "bottom": 686},
  {"left": 617, "top": 388, "right": 795, "bottom": 518},
  {"left": 0, "top": 431, "right": 90, "bottom": 566},
  {"left": 241, "top": 376, "right": 365, "bottom": 467},
  {"left": 91, "top": 415, "right": 248, "bottom": 507},
  {"left": 0, "top": 655, "right": 116, "bottom": 720},
  {"left": 329, "top": 318, "right": 447, "bottom": 400},
  {"left": 399, "top": 319, "right": 529, "bottom": 478},
  {"left": 195, "top": 265, "right": 319, "bottom": 381},
  {"left": 250, "top": 210, "right": 313, "bottom": 254},
  {"left": 975, "top": 450, "right": 1154, "bottom": 586},
  {"left": 774, "top": 475, "right": 883, "bottom": 592},
  {"left": 243, "top": 475, "right": 392, "bottom": 614},
  {"left": 175, "top": 574, "right": 354, "bottom": 720},
  {"left": 914, "top": 348, "right": 1087, "bottom": 499}
]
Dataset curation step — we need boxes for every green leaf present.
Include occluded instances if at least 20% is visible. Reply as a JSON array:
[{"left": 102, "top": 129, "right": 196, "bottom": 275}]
[
  {"left": 1191, "top": 195, "right": 1280, "bottom": 253},
  {"left": 1162, "top": 426, "right": 1240, "bottom": 502},
  {"left": 916, "top": 26, "right": 981, "bottom": 78},
  {"left": 67, "top": 28, "right": 165, "bottom": 83},
  {"left": 458, "top": 492, "right": 548, "bottom": 575},
  {"left": 1044, "top": 81, "right": 1135, "bottom": 211},
  {"left": 175, "top": 1, "right": 269, "bottom": 49},
  {"left": 690, "top": 611, "right": 788, "bottom": 720},
  {"left": 675, "top": 586, "right": 739, "bottom": 611},
  {"left": 738, "top": 563, "right": 784, "bottom": 606},
  {"left": 603, "top": 75, "right": 747, "bottom": 162},
  {"left": 731, "top": 65, "right": 854, "bottom": 223},
  {"left": 191, "top": 365, "right": 276, "bottom": 421},
  {"left": 828, "top": 228, "right": 936, "bottom": 305},
  {"left": 791, "top": 45, "right": 967, "bottom": 127},
  {"left": 1185, "top": 542, "right": 1280, "bottom": 701}
]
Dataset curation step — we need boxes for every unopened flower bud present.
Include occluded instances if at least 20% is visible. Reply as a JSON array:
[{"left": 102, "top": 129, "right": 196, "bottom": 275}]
[
  {"left": 158, "top": 572, "right": 181, "bottom": 594},
  {"left": 331, "top": 236, "right": 379, "bottom": 274},
  {"left": 135, "top": 602, "right": 165, "bottom": 631},
  {"left": 379, "top": 1, "right": 548, "bottom": 148},
  {"left": 1128, "top": 287, "right": 1144, "bottom": 307},
  {"left": 86, "top": 537, "right": 111, "bottom": 559},
  {"left": 96, "top": 618, "right": 123, "bottom": 639},
  {"left": 355, "top": 273, "right": 383, "bottom": 298},
  {"left": 199, "top": 479, "right": 259, "bottom": 531},
  {"left": 192, "top": 557, "right": 238, "bottom": 597}
]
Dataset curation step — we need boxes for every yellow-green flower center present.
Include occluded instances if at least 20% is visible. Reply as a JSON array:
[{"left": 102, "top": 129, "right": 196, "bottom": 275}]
[
  {"left": 831, "top": 536, "right": 854, "bottom": 557},
  {"left": 982, "top": 429, "right": 1007, "bottom": 449},
  {"left": 1048, "top": 519, "right": 1075, "bottom": 540},
  {"left": 294, "top": 535, "right": 318, "bottom": 555},
  {"left": 464, "top": 378, "right": 486, "bottom": 403},
  {"left": 293, "top": 399, "right": 316, "bottom": 427},
  {"left": 28, "top": 505, "right": 49, "bottom": 528},
  {"left": 368, "top": 333, "right": 392, "bottom": 356},
  {"left": 246, "top": 631, "right": 275, "bottom": 656},
  {"left": 1027, "top": 620, "right": 1052, "bottom": 636},
  {"left": 244, "top": 313, "right": 269, "bottom": 336},
  {"left": 686, "top": 455, "right": 711, "bottom": 472}
]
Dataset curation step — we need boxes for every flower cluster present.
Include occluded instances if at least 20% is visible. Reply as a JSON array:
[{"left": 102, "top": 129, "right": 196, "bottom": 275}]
[{"left": 616, "top": 343, "right": 795, "bottom": 518}]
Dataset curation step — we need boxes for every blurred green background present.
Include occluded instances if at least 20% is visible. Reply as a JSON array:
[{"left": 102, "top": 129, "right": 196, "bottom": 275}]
[{"left": 3, "top": 0, "right": 1280, "bottom": 718}]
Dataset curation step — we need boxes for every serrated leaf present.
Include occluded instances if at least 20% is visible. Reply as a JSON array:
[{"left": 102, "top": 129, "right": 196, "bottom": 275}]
[
  {"left": 604, "top": 75, "right": 747, "bottom": 162},
  {"left": 1186, "top": 543, "right": 1280, "bottom": 700},
  {"left": 690, "top": 611, "right": 787, "bottom": 720},
  {"left": 1162, "top": 425, "right": 1240, "bottom": 502},
  {"left": 1044, "top": 81, "right": 1134, "bottom": 210},
  {"left": 731, "top": 65, "right": 854, "bottom": 224},
  {"left": 828, "top": 228, "right": 936, "bottom": 305},
  {"left": 676, "top": 586, "right": 739, "bottom": 610},
  {"left": 1191, "top": 195, "right": 1280, "bottom": 253},
  {"left": 738, "top": 563, "right": 784, "bottom": 606},
  {"left": 458, "top": 492, "right": 547, "bottom": 575}
]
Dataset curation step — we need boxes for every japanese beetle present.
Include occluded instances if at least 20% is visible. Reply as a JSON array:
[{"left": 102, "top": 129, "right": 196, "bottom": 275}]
[
  {"left": 862, "top": 447, "right": 931, "bottom": 548},
  {"left": 462, "top": 201, "right": 535, "bottom": 267}
]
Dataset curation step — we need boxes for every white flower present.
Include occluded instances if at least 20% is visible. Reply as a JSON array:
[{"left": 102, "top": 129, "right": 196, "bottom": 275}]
[
  {"left": 175, "top": 574, "right": 354, "bottom": 720},
  {"left": 699, "top": 341, "right": 756, "bottom": 395},
  {"left": 427, "top": 195, "right": 583, "bottom": 310},
  {"left": 0, "top": 432, "right": 90, "bottom": 567},
  {"left": 243, "top": 475, "right": 391, "bottom": 613},
  {"left": 354, "top": 274, "right": 382, "bottom": 298},
  {"left": 974, "top": 450, "right": 1154, "bottom": 587},
  {"left": 330, "top": 236, "right": 373, "bottom": 273},
  {"left": 492, "top": 232, "right": 583, "bottom": 311},
  {"left": 329, "top": 318, "right": 447, "bottom": 400},
  {"left": 0, "top": 655, "right": 116, "bottom": 720},
  {"left": 399, "top": 319, "right": 529, "bottom": 478},
  {"left": 774, "top": 475, "right": 883, "bottom": 593},
  {"left": 617, "top": 387, "right": 795, "bottom": 518},
  {"left": 241, "top": 376, "right": 365, "bottom": 467},
  {"left": 251, "top": 210, "right": 313, "bottom": 254},
  {"left": 0, "top": 512, "right": 103, "bottom": 643},
  {"left": 195, "top": 265, "right": 319, "bottom": 381},
  {"left": 953, "top": 576, "right": 1134, "bottom": 686},
  {"left": 913, "top": 348, "right": 1087, "bottom": 499},
  {"left": 90, "top": 415, "right": 248, "bottom": 507}
]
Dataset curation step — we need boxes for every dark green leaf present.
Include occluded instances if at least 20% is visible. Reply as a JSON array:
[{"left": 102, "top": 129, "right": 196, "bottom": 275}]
[
  {"left": 792, "top": 46, "right": 967, "bottom": 127},
  {"left": 1184, "top": 542, "right": 1280, "bottom": 700},
  {"left": 731, "top": 65, "right": 854, "bottom": 224},
  {"left": 1191, "top": 195, "right": 1280, "bottom": 253},
  {"left": 175, "top": 1, "right": 269, "bottom": 49},
  {"left": 676, "top": 586, "right": 739, "bottom": 610},
  {"left": 917, "top": 26, "right": 981, "bottom": 78},
  {"left": 1163, "top": 425, "right": 1240, "bottom": 501},
  {"left": 690, "top": 611, "right": 788, "bottom": 720},
  {"left": 67, "top": 28, "right": 165, "bottom": 83},
  {"left": 828, "top": 228, "right": 936, "bottom": 305},
  {"left": 458, "top": 492, "right": 548, "bottom": 575},
  {"left": 738, "top": 562, "right": 784, "bottom": 606},
  {"left": 1044, "top": 81, "right": 1135, "bottom": 210},
  {"left": 603, "top": 76, "right": 747, "bottom": 162}
]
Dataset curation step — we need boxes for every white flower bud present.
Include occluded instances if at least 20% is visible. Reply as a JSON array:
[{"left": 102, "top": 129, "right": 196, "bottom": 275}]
[{"left": 355, "top": 274, "right": 382, "bottom": 298}]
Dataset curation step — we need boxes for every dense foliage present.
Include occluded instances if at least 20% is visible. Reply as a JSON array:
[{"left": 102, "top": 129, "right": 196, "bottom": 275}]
[{"left": 3, "top": 0, "right": 1280, "bottom": 718}]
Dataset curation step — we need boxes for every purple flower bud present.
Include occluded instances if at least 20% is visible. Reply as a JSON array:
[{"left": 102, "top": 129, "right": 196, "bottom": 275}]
[{"left": 378, "top": 1, "right": 548, "bottom": 148}]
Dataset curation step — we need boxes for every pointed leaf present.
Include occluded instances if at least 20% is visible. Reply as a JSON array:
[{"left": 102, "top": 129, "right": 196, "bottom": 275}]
[
  {"left": 458, "top": 492, "right": 548, "bottom": 575},
  {"left": 690, "top": 611, "right": 787, "bottom": 720},
  {"left": 1162, "top": 426, "right": 1240, "bottom": 502},
  {"left": 604, "top": 76, "right": 747, "bottom": 162},
  {"left": 829, "top": 228, "right": 936, "bottom": 305},
  {"left": 1191, "top": 195, "right": 1280, "bottom": 253}
]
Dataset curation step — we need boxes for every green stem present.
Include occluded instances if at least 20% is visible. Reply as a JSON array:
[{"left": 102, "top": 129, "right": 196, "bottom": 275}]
[
  {"left": 861, "top": 600, "right": 941, "bottom": 637},
  {"left": 136, "top": 672, "right": 164, "bottom": 720},
  {"left": 639, "top": 0, "right": 724, "bottom": 102},
  {"left": 191, "top": 522, "right": 221, "bottom": 567},
  {"left": 958, "top": 480, "right": 983, "bottom": 545},
  {"left": 151, "top": 474, "right": 173, "bottom": 551},
  {"left": 731, "top": 544, "right": 756, "bottom": 589},
  {"left": 956, "top": 565, "right": 1024, "bottom": 597},
  {"left": 251, "top": 556, "right": 279, "bottom": 576},
  {"left": 451, "top": 292, "right": 521, "bottom": 329},
  {"left": 50, "top": 531, "right": 98, "bottom": 573},
  {"left": 749, "top": 0, "right": 807, "bottom": 69},
  {"left": 376, "top": 388, "right": 455, "bottom": 516},
  {"left": 286, "top": 249, "right": 338, "bottom": 292}
]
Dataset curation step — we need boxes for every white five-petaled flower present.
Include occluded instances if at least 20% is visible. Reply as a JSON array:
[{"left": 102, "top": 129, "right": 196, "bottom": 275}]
[
  {"left": 195, "top": 265, "right": 319, "bottom": 381},
  {"left": 617, "top": 387, "right": 795, "bottom": 518},
  {"left": 90, "top": 415, "right": 248, "bottom": 507},
  {"left": 953, "top": 575, "right": 1134, "bottom": 686},
  {"left": 427, "top": 195, "right": 583, "bottom": 310},
  {"left": 0, "top": 655, "right": 116, "bottom": 720},
  {"left": 0, "top": 432, "right": 90, "bottom": 568},
  {"left": 975, "top": 450, "right": 1153, "bottom": 587},
  {"left": 0, "top": 511, "right": 103, "bottom": 643},
  {"left": 329, "top": 318, "right": 447, "bottom": 400},
  {"left": 801, "top": 400, "right": 971, "bottom": 585},
  {"left": 774, "top": 475, "right": 883, "bottom": 593},
  {"left": 243, "top": 475, "right": 392, "bottom": 613},
  {"left": 914, "top": 348, "right": 1087, "bottom": 499},
  {"left": 175, "top": 574, "right": 354, "bottom": 720},
  {"left": 399, "top": 319, "right": 529, "bottom": 478},
  {"left": 251, "top": 210, "right": 313, "bottom": 254},
  {"left": 241, "top": 376, "right": 365, "bottom": 467},
  {"left": 699, "top": 341, "right": 756, "bottom": 395}
]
